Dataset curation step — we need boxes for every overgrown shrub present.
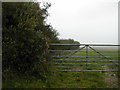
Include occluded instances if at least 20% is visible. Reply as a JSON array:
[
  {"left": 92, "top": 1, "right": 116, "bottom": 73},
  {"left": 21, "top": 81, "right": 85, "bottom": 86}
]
[{"left": 2, "top": 2, "right": 58, "bottom": 78}]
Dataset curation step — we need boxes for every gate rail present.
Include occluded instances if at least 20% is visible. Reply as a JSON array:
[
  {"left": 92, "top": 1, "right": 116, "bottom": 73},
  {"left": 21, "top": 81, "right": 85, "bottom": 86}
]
[{"left": 48, "top": 43, "right": 120, "bottom": 72}]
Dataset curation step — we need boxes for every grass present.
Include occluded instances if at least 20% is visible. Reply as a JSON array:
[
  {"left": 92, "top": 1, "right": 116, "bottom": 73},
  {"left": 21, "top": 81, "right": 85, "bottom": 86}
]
[
  {"left": 2, "top": 71, "right": 48, "bottom": 88},
  {"left": 47, "top": 71, "right": 107, "bottom": 88},
  {"left": 2, "top": 47, "right": 119, "bottom": 88}
]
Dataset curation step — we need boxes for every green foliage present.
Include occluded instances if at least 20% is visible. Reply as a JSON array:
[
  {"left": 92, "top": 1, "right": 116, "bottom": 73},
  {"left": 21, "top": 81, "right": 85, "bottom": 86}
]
[
  {"left": 59, "top": 39, "right": 80, "bottom": 50},
  {"left": 2, "top": 72, "right": 48, "bottom": 88},
  {"left": 2, "top": 2, "right": 58, "bottom": 78},
  {"left": 50, "top": 39, "right": 80, "bottom": 50}
]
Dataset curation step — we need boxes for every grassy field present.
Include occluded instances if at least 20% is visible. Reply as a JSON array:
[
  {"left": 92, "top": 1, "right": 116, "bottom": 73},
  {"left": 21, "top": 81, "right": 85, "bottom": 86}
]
[{"left": 3, "top": 46, "right": 119, "bottom": 88}]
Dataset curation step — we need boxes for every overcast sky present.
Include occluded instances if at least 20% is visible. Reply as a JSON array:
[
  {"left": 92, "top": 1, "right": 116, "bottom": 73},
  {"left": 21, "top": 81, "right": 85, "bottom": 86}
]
[{"left": 38, "top": 0, "right": 119, "bottom": 44}]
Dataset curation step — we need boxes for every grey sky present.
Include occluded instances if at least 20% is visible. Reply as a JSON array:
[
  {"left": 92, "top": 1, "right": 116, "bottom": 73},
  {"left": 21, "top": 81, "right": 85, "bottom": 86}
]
[{"left": 38, "top": 0, "right": 119, "bottom": 44}]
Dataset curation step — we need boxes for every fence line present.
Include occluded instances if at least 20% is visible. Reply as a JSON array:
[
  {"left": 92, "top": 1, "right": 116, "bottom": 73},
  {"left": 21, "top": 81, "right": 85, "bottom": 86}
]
[{"left": 49, "top": 43, "right": 120, "bottom": 46}]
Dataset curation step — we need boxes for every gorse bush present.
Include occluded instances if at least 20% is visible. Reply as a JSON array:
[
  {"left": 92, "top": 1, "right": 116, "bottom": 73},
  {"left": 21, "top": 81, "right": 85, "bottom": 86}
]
[{"left": 2, "top": 2, "right": 58, "bottom": 78}]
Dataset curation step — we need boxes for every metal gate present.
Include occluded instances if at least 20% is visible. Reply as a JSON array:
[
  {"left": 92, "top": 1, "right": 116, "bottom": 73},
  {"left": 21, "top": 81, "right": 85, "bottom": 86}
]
[{"left": 48, "top": 43, "right": 120, "bottom": 72}]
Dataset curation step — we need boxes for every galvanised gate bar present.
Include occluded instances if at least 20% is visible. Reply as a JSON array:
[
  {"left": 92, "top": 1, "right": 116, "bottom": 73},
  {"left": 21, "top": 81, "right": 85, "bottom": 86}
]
[{"left": 48, "top": 43, "right": 120, "bottom": 72}]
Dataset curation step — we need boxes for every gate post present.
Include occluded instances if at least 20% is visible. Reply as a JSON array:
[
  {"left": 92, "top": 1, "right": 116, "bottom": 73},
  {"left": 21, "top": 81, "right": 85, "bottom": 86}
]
[{"left": 85, "top": 45, "right": 89, "bottom": 68}]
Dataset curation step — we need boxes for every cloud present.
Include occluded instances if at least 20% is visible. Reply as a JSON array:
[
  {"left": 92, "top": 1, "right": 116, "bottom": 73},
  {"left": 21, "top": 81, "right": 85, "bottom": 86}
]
[{"left": 39, "top": 0, "right": 118, "bottom": 44}]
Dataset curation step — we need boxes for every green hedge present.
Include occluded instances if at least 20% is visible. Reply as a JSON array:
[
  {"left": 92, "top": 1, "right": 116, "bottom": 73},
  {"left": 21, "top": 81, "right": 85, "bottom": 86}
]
[{"left": 2, "top": 2, "right": 58, "bottom": 79}]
